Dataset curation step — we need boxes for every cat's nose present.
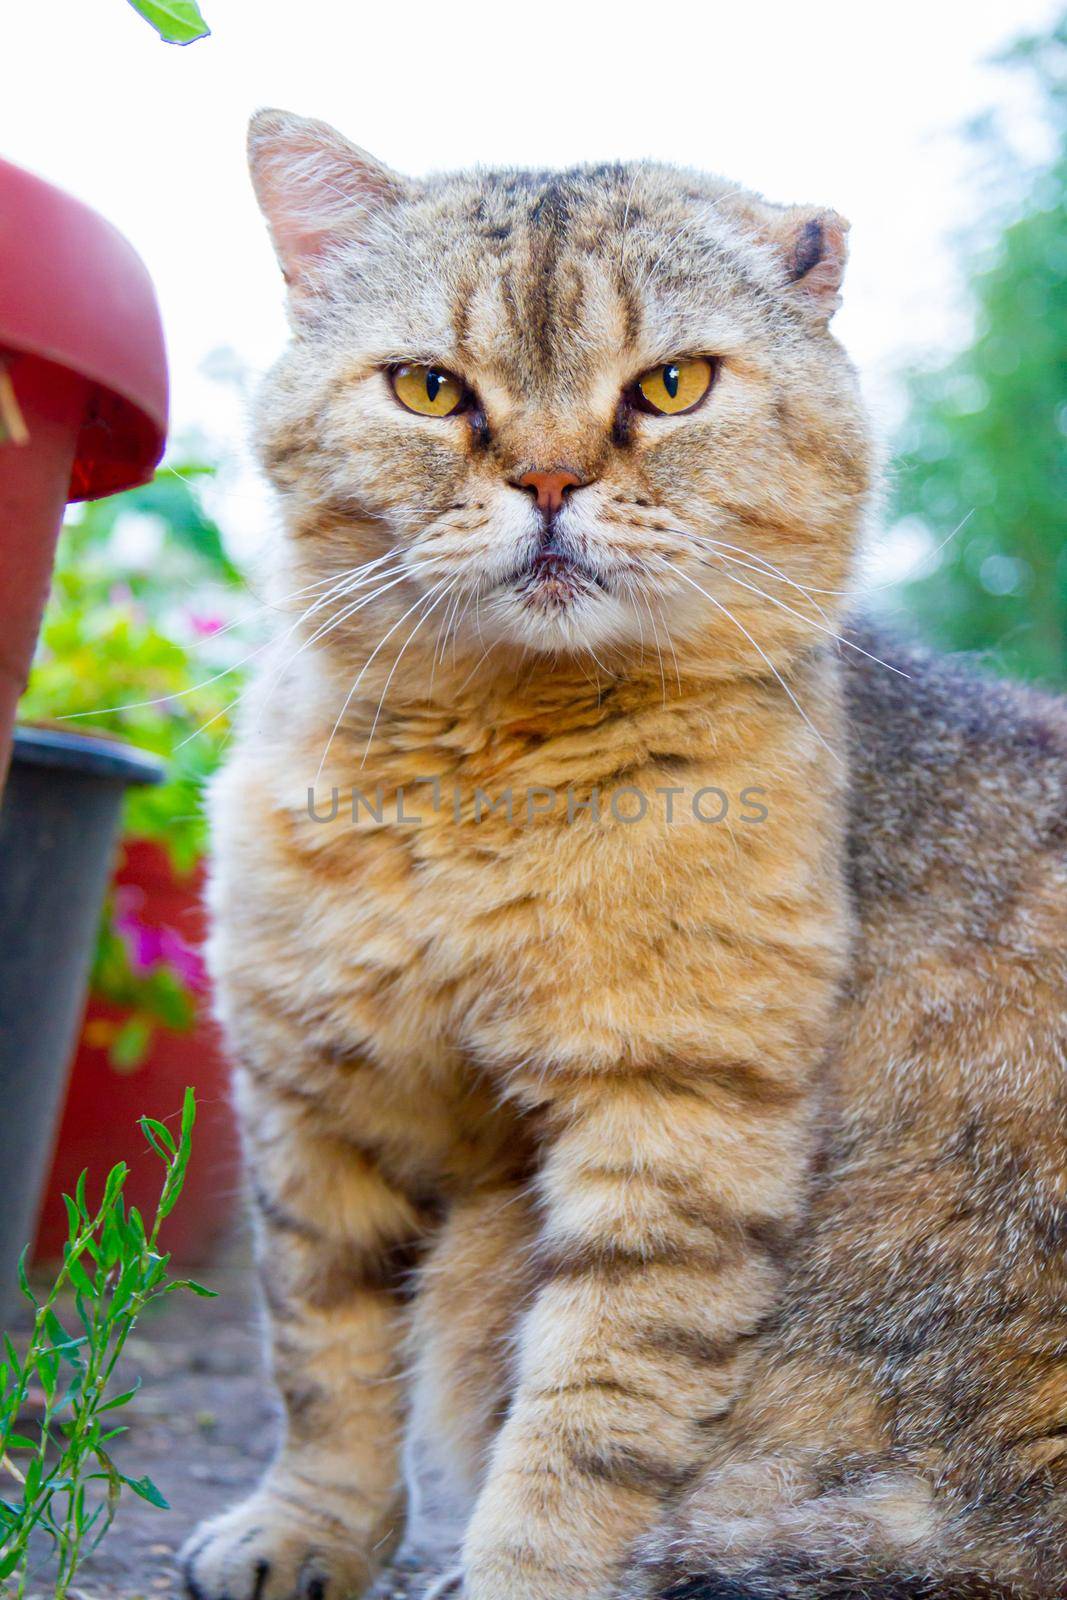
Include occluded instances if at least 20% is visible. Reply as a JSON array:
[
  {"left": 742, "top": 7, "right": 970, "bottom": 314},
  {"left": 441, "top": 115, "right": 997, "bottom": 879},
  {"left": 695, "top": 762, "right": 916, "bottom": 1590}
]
[{"left": 513, "top": 469, "right": 584, "bottom": 517}]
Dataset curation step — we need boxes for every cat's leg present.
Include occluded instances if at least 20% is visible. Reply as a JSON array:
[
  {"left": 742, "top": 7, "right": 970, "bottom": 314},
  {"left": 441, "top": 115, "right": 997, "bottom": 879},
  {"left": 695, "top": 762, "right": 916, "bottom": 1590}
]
[
  {"left": 396, "top": 1184, "right": 537, "bottom": 1579},
  {"left": 182, "top": 1069, "right": 437, "bottom": 1600},
  {"left": 459, "top": 1055, "right": 818, "bottom": 1600}
]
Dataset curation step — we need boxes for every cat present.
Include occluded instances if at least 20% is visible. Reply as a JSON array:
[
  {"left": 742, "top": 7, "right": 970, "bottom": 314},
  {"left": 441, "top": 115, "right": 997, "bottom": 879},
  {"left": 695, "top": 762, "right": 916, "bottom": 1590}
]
[{"left": 180, "top": 110, "right": 1067, "bottom": 1600}]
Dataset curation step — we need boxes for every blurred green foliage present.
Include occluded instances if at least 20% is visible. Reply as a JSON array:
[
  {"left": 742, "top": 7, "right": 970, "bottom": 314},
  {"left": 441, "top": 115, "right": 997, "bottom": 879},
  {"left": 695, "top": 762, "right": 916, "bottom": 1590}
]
[
  {"left": 892, "top": 14, "right": 1067, "bottom": 685},
  {"left": 20, "top": 464, "right": 243, "bottom": 873},
  {"left": 17, "top": 462, "right": 247, "bottom": 1062}
]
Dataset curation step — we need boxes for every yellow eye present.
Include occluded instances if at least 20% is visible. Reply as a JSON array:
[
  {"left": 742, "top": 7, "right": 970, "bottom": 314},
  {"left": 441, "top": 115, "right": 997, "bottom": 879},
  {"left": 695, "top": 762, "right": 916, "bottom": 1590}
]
[
  {"left": 634, "top": 356, "right": 715, "bottom": 416},
  {"left": 390, "top": 363, "right": 465, "bottom": 417}
]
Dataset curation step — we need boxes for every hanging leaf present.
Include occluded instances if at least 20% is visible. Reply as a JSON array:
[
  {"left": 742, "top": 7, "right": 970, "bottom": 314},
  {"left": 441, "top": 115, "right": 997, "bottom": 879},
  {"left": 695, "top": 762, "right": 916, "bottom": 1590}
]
[
  {"left": 125, "top": 0, "right": 211, "bottom": 45},
  {"left": 120, "top": 1473, "right": 169, "bottom": 1509}
]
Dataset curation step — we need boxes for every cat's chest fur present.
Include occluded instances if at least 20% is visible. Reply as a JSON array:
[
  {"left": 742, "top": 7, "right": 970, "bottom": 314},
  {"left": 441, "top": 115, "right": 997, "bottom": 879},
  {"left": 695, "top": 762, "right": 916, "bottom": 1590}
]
[{"left": 208, "top": 664, "right": 849, "bottom": 1145}]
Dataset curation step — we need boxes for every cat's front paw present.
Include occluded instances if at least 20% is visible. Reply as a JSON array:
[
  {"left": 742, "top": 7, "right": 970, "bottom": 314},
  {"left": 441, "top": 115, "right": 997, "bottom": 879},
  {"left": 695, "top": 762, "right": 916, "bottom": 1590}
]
[
  {"left": 460, "top": 1462, "right": 626, "bottom": 1600},
  {"left": 461, "top": 1524, "right": 613, "bottom": 1600},
  {"left": 181, "top": 1488, "right": 374, "bottom": 1600}
]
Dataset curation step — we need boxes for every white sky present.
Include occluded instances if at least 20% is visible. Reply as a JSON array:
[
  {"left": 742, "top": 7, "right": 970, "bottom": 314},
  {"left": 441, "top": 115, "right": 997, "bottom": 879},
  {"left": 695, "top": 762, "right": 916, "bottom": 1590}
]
[{"left": 2, "top": 0, "right": 1057, "bottom": 557}]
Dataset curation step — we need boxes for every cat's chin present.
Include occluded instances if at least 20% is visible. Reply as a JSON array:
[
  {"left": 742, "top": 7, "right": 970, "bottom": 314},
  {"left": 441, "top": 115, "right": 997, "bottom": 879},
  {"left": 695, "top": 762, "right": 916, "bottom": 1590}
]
[{"left": 477, "top": 587, "right": 638, "bottom": 655}]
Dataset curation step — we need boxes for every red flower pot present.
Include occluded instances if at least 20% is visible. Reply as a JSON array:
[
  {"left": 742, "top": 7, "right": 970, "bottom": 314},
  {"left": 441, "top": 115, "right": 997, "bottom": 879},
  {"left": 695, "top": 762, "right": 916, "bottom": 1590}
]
[
  {"left": 0, "top": 155, "right": 168, "bottom": 789},
  {"left": 33, "top": 840, "right": 240, "bottom": 1266}
]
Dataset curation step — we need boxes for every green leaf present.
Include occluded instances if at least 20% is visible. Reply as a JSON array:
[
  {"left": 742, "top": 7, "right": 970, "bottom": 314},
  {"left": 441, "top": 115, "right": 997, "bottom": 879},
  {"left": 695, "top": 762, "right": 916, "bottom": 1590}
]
[
  {"left": 125, "top": 0, "right": 211, "bottom": 44},
  {"left": 121, "top": 1472, "right": 169, "bottom": 1509},
  {"left": 103, "top": 1162, "right": 130, "bottom": 1210},
  {"left": 64, "top": 1247, "right": 95, "bottom": 1301},
  {"left": 16, "top": 1248, "right": 36, "bottom": 1308},
  {"left": 0, "top": 1548, "right": 21, "bottom": 1580},
  {"left": 180, "top": 1086, "right": 197, "bottom": 1141},
  {"left": 3, "top": 1434, "right": 38, "bottom": 1450},
  {"left": 34, "top": 1350, "right": 58, "bottom": 1401},
  {"left": 43, "top": 1309, "right": 86, "bottom": 1366},
  {"left": 169, "top": 1279, "right": 217, "bottom": 1299},
  {"left": 140, "top": 1116, "right": 176, "bottom": 1157},
  {"left": 63, "top": 1191, "right": 82, "bottom": 1244},
  {"left": 99, "top": 1382, "right": 141, "bottom": 1413}
]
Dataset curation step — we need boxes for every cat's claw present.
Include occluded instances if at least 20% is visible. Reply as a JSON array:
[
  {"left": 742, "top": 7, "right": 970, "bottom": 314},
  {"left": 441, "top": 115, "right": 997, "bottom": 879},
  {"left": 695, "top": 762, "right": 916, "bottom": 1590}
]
[{"left": 180, "top": 1491, "right": 372, "bottom": 1600}]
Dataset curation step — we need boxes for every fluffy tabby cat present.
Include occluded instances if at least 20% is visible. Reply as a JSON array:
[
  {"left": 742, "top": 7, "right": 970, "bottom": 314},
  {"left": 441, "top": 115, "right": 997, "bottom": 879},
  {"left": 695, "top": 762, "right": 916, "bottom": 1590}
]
[{"left": 181, "top": 110, "right": 1067, "bottom": 1600}]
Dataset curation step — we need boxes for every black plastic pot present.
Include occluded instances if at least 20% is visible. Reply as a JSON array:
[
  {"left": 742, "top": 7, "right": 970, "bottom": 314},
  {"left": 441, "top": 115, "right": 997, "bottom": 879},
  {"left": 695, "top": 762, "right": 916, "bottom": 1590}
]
[{"left": 0, "top": 726, "right": 163, "bottom": 1316}]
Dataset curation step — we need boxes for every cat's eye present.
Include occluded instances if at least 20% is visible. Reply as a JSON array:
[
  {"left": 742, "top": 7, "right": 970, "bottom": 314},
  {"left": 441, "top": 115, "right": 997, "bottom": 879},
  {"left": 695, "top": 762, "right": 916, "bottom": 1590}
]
[
  {"left": 633, "top": 357, "right": 716, "bottom": 416},
  {"left": 390, "top": 364, "right": 466, "bottom": 418}
]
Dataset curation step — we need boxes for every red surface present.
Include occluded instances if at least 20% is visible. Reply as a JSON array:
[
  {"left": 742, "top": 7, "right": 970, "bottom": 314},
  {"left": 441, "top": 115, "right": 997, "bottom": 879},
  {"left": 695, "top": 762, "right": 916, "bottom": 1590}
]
[
  {"left": 0, "top": 157, "right": 168, "bottom": 500},
  {"left": 0, "top": 359, "right": 87, "bottom": 784},
  {"left": 0, "top": 155, "right": 168, "bottom": 788},
  {"left": 33, "top": 841, "right": 241, "bottom": 1267}
]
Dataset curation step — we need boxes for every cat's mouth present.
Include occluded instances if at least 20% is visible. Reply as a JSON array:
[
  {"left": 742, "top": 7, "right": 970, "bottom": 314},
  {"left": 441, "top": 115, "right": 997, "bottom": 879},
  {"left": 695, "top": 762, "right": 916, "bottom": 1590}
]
[{"left": 506, "top": 549, "right": 607, "bottom": 609}]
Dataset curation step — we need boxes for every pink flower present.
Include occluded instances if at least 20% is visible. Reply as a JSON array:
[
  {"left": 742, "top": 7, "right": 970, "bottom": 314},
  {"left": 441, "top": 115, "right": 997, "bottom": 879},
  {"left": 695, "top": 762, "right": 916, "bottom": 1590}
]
[
  {"left": 113, "top": 887, "right": 206, "bottom": 991},
  {"left": 187, "top": 610, "right": 226, "bottom": 638},
  {"left": 159, "top": 927, "right": 207, "bottom": 991}
]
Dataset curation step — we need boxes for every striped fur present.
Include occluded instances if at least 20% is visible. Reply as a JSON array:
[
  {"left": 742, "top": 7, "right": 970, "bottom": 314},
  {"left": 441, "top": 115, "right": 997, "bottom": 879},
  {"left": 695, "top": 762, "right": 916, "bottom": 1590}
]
[{"left": 182, "top": 113, "right": 1066, "bottom": 1600}]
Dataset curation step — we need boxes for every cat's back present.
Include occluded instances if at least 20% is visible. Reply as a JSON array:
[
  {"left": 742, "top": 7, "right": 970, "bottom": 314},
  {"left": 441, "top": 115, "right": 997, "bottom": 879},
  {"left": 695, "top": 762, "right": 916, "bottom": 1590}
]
[
  {"left": 841, "top": 622, "right": 1067, "bottom": 1123},
  {"left": 845, "top": 622, "right": 1067, "bottom": 954}
]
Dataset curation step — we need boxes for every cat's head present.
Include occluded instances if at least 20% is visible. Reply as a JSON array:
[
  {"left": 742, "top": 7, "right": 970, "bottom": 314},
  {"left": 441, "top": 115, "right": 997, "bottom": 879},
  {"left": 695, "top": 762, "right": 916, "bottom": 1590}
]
[{"left": 250, "top": 110, "right": 873, "bottom": 678}]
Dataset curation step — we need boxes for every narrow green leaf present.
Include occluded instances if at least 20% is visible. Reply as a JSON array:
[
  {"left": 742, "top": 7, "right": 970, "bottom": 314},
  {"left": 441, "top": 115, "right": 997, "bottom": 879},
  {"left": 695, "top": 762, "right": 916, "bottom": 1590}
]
[
  {"left": 169, "top": 1279, "right": 217, "bottom": 1299},
  {"left": 125, "top": 0, "right": 211, "bottom": 45},
  {"left": 99, "top": 1381, "right": 141, "bottom": 1413},
  {"left": 64, "top": 1249, "right": 95, "bottom": 1301},
  {"left": 126, "top": 1206, "right": 147, "bottom": 1250},
  {"left": 140, "top": 1116, "right": 176, "bottom": 1159},
  {"left": 63, "top": 1191, "right": 83, "bottom": 1245},
  {"left": 102, "top": 1162, "right": 129, "bottom": 1209},
  {"left": 121, "top": 1472, "right": 169, "bottom": 1509},
  {"left": 34, "top": 1351, "right": 58, "bottom": 1400},
  {"left": 16, "top": 1248, "right": 36, "bottom": 1308}
]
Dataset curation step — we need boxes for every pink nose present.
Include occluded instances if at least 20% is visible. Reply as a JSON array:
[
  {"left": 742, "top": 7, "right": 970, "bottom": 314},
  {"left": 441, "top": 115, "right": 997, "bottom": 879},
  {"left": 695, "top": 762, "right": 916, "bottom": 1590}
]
[{"left": 515, "top": 469, "right": 583, "bottom": 517}]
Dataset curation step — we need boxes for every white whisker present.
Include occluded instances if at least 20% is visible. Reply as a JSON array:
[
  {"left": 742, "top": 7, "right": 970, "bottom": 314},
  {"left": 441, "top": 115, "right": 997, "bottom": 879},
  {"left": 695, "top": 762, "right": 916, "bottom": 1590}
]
[
  {"left": 360, "top": 578, "right": 459, "bottom": 767},
  {"left": 60, "top": 560, "right": 399, "bottom": 723},
  {"left": 650, "top": 556, "right": 842, "bottom": 766},
  {"left": 315, "top": 574, "right": 455, "bottom": 783},
  {"left": 679, "top": 546, "right": 910, "bottom": 679},
  {"left": 173, "top": 563, "right": 430, "bottom": 753}
]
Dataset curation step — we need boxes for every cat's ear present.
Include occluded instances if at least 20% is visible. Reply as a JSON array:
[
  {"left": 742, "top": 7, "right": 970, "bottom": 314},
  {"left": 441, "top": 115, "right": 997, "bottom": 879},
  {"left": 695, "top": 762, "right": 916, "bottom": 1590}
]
[
  {"left": 775, "top": 209, "right": 849, "bottom": 319},
  {"left": 769, "top": 207, "right": 849, "bottom": 320},
  {"left": 248, "top": 109, "right": 406, "bottom": 301},
  {"left": 733, "top": 199, "right": 849, "bottom": 321}
]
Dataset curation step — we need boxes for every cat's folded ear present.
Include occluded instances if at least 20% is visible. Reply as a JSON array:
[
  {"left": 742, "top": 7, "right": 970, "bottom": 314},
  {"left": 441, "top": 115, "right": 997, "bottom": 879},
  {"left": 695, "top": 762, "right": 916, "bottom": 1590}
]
[
  {"left": 248, "top": 109, "right": 407, "bottom": 305},
  {"left": 732, "top": 198, "right": 850, "bottom": 321}
]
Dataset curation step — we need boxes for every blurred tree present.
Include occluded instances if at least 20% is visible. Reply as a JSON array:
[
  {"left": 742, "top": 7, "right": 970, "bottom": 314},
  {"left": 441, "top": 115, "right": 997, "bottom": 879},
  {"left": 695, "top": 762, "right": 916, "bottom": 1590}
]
[{"left": 892, "top": 13, "right": 1067, "bottom": 685}]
